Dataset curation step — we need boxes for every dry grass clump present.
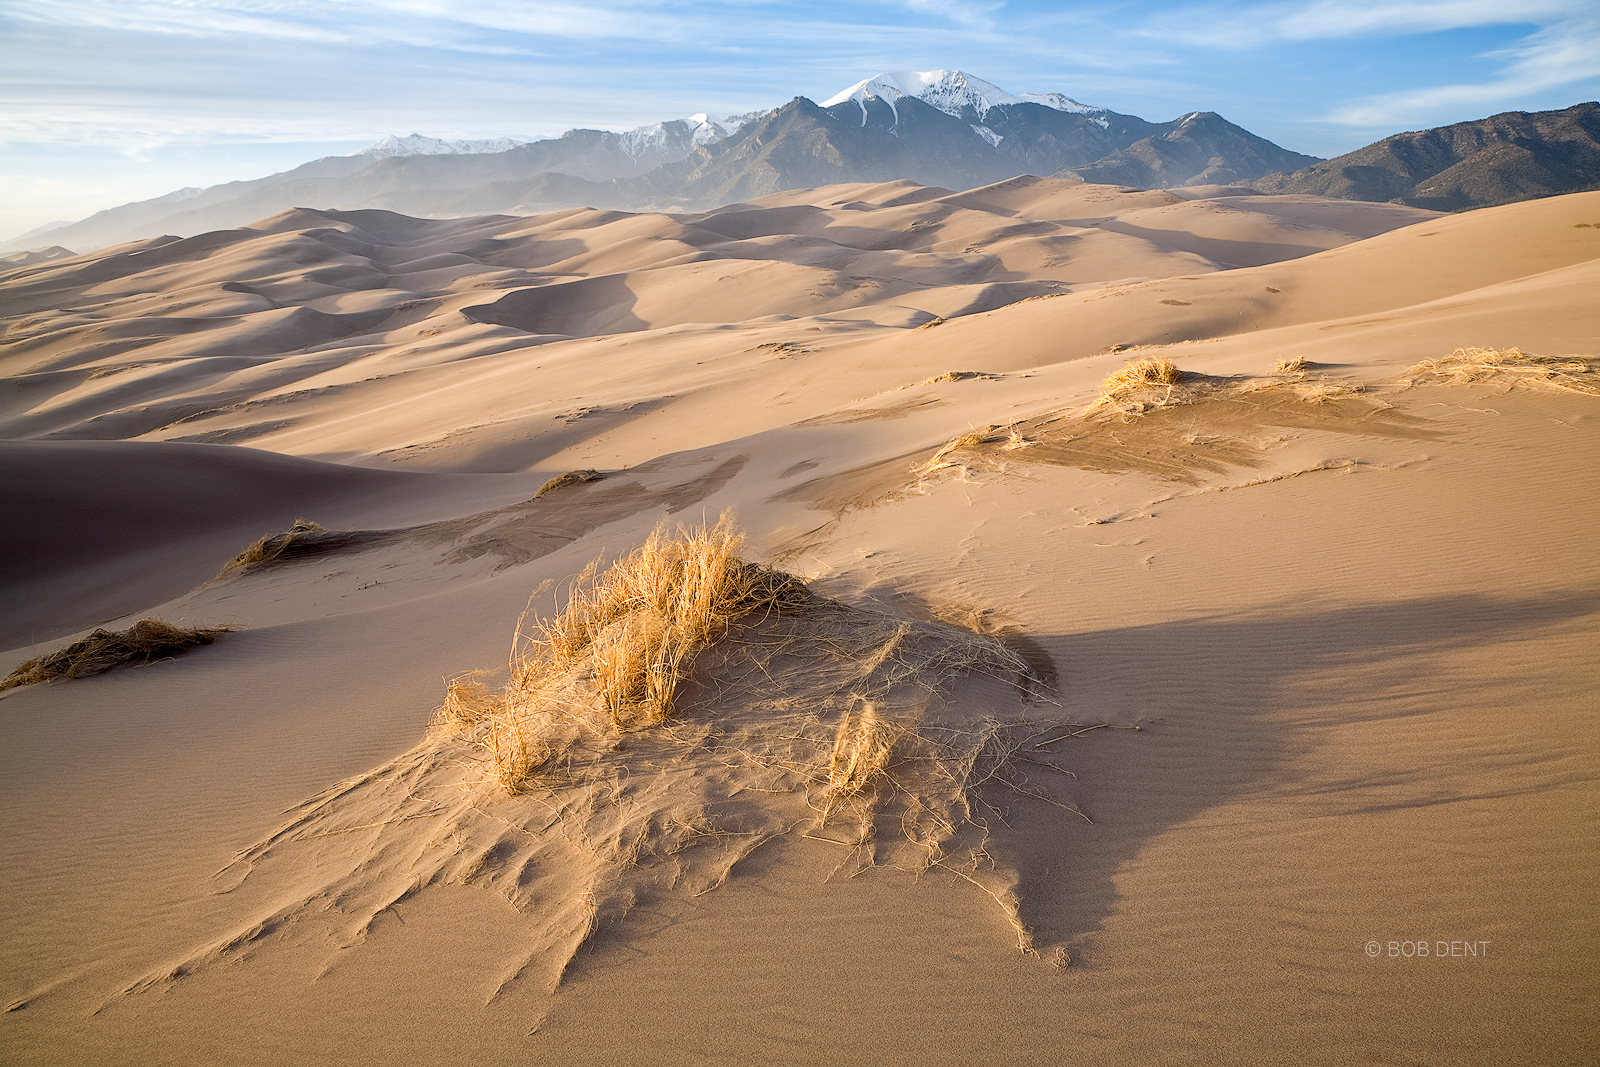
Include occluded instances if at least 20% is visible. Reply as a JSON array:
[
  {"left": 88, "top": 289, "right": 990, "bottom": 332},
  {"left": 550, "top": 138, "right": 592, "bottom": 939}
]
[
  {"left": 1101, "top": 356, "right": 1179, "bottom": 399},
  {"left": 442, "top": 514, "right": 804, "bottom": 790},
  {"left": 1084, "top": 357, "right": 1185, "bottom": 416},
  {"left": 915, "top": 315, "right": 946, "bottom": 330},
  {"left": 926, "top": 427, "right": 996, "bottom": 465},
  {"left": 225, "top": 518, "right": 323, "bottom": 572},
  {"left": 1, "top": 618, "right": 230, "bottom": 693},
  {"left": 1403, "top": 347, "right": 1598, "bottom": 394},
  {"left": 921, "top": 370, "right": 980, "bottom": 385},
  {"left": 1293, "top": 380, "right": 1364, "bottom": 404},
  {"left": 1275, "top": 355, "right": 1308, "bottom": 372},
  {"left": 212, "top": 519, "right": 391, "bottom": 582},
  {"left": 534, "top": 469, "right": 605, "bottom": 498}
]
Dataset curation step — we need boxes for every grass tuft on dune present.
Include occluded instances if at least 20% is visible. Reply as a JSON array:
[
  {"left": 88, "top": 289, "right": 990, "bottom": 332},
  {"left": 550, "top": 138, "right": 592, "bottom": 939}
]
[
  {"left": 1, "top": 618, "right": 231, "bottom": 693},
  {"left": 441, "top": 513, "right": 805, "bottom": 791},
  {"left": 225, "top": 518, "right": 324, "bottom": 572},
  {"left": 1098, "top": 357, "right": 1180, "bottom": 403},
  {"left": 534, "top": 469, "right": 606, "bottom": 498},
  {"left": 1404, "top": 347, "right": 1598, "bottom": 394}
]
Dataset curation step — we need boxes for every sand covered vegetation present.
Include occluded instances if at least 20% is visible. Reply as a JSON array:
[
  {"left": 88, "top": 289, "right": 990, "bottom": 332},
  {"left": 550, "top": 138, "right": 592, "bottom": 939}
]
[{"left": 2, "top": 182, "right": 1597, "bottom": 1066}]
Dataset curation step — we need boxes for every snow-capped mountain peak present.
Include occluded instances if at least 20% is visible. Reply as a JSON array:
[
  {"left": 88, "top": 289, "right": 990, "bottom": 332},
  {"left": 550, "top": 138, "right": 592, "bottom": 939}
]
[
  {"left": 614, "top": 110, "right": 772, "bottom": 161},
  {"left": 821, "top": 70, "right": 1100, "bottom": 120},
  {"left": 355, "top": 133, "right": 526, "bottom": 159},
  {"left": 686, "top": 111, "right": 765, "bottom": 144}
]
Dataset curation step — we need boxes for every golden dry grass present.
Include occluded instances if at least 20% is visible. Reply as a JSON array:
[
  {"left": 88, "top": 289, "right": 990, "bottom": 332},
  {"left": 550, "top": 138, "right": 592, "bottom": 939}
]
[
  {"left": 1293, "top": 381, "right": 1364, "bottom": 404},
  {"left": 1100, "top": 356, "right": 1179, "bottom": 400},
  {"left": 824, "top": 702, "right": 903, "bottom": 803},
  {"left": 1275, "top": 355, "right": 1308, "bottom": 373},
  {"left": 1404, "top": 347, "right": 1598, "bottom": 394},
  {"left": 438, "top": 514, "right": 804, "bottom": 790},
  {"left": 920, "top": 370, "right": 982, "bottom": 385},
  {"left": 534, "top": 469, "right": 604, "bottom": 498},
  {"left": 1, "top": 618, "right": 231, "bottom": 693},
  {"left": 225, "top": 518, "right": 323, "bottom": 572},
  {"left": 915, "top": 425, "right": 1008, "bottom": 477}
]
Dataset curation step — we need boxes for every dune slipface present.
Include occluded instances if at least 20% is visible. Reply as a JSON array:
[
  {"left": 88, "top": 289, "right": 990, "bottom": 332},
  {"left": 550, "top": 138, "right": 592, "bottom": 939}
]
[{"left": 1, "top": 182, "right": 1596, "bottom": 1067}]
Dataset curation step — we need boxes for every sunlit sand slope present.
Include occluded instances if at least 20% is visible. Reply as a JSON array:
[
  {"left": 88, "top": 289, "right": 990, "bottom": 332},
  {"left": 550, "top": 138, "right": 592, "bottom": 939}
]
[{"left": 1, "top": 186, "right": 1595, "bottom": 1066}]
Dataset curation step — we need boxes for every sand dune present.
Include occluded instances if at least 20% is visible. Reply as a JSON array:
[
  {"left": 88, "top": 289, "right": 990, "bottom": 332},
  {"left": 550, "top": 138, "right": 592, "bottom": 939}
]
[{"left": 1, "top": 181, "right": 1596, "bottom": 1066}]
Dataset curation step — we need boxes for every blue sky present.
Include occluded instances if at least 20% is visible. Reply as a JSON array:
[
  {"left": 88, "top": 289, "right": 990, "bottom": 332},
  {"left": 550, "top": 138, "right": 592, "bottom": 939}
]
[{"left": 2, "top": 0, "right": 1598, "bottom": 240}]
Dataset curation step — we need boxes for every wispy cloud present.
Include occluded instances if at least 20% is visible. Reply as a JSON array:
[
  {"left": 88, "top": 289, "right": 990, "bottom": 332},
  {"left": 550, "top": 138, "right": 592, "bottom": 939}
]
[
  {"left": 1143, "top": 0, "right": 1590, "bottom": 47},
  {"left": 1128, "top": 1, "right": 1600, "bottom": 129},
  {"left": 1327, "top": 14, "right": 1600, "bottom": 124},
  {"left": 894, "top": 0, "right": 1004, "bottom": 32}
]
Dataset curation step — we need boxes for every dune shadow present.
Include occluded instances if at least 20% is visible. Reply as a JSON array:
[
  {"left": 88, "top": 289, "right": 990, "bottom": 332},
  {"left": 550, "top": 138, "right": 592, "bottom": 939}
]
[
  {"left": 459, "top": 273, "right": 649, "bottom": 337},
  {"left": 990, "top": 588, "right": 1600, "bottom": 963}
]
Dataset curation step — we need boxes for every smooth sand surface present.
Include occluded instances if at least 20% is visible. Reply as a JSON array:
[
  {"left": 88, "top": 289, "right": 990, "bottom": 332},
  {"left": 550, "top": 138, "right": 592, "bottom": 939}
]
[{"left": 2, "top": 181, "right": 1596, "bottom": 1065}]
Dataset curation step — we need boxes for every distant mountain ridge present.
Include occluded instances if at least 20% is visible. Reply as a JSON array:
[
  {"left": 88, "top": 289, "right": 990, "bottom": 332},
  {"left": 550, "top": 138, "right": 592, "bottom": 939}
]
[
  {"left": 357, "top": 134, "right": 528, "bottom": 158},
  {"left": 1254, "top": 103, "right": 1600, "bottom": 211},
  {"left": 7, "top": 69, "right": 1322, "bottom": 254}
]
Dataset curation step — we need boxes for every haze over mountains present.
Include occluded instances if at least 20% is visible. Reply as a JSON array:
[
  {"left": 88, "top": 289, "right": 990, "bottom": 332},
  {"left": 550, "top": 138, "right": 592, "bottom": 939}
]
[
  {"left": 8, "top": 71, "right": 1318, "bottom": 255},
  {"left": 10, "top": 71, "right": 1597, "bottom": 258}
]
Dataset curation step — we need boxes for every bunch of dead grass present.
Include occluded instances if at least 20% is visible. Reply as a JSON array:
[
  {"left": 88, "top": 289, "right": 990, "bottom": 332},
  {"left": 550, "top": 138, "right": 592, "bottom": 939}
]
[
  {"left": 1099, "top": 357, "right": 1179, "bottom": 400},
  {"left": 534, "top": 469, "right": 605, "bottom": 498},
  {"left": 438, "top": 514, "right": 805, "bottom": 790},
  {"left": 920, "top": 370, "right": 983, "bottom": 385},
  {"left": 1403, "top": 347, "right": 1598, "bottom": 394},
  {"left": 915, "top": 422, "right": 1030, "bottom": 480},
  {"left": 225, "top": 518, "right": 324, "bottom": 572},
  {"left": 1, "top": 618, "right": 231, "bottom": 693}
]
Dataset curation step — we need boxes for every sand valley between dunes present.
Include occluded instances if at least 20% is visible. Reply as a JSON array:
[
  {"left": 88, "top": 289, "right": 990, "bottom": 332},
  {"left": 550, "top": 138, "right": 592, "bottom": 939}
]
[{"left": 1, "top": 177, "right": 1597, "bottom": 1065}]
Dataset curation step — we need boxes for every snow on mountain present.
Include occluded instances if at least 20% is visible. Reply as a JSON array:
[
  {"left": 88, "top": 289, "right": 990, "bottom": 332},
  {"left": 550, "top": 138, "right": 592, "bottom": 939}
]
[
  {"left": 1017, "top": 92, "right": 1101, "bottom": 115},
  {"left": 687, "top": 111, "right": 766, "bottom": 145},
  {"left": 356, "top": 134, "right": 526, "bottom": 159},
  {"left": 616, "top": 111, "right": 772, "bottom": 160},
  {"left": 821, "top": 70, "right": 1101, "bottom": 122}
]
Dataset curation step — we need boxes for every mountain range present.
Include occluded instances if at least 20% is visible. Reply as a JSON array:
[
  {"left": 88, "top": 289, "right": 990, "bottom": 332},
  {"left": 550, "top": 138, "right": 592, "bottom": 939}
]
[
  {"left": 9, "top": 71, "right": 1598, "bottom": 256},
  {"left": 1254, "top": 102, "right": 1600, "bottom": 211},
  {"left": 6, "top": 71, "right": 1317, "bottom": 254}
]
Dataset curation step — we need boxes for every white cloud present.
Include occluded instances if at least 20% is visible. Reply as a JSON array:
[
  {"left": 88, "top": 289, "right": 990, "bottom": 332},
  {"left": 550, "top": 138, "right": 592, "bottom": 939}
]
[
  {"left": 1326, "top": 15, "right": 1600, "bottom": 125},
  {"left": 1147, "top": 0, "right": 1590, "bottom": 48},
  {"left": 1273, "top": 0, "right": 1582, "bottom": 41},
  {"left": 3, "top": 0, "right": 714, "bottom": 48},
  {"left": 894, "top": 0, "right": 1003, "bottom": 32}
]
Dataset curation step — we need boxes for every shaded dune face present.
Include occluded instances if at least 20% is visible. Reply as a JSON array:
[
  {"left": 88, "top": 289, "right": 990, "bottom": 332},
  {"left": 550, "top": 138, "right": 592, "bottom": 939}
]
[{"left": 2, "top": 184, "right": 1598, "bottom": 1067}]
